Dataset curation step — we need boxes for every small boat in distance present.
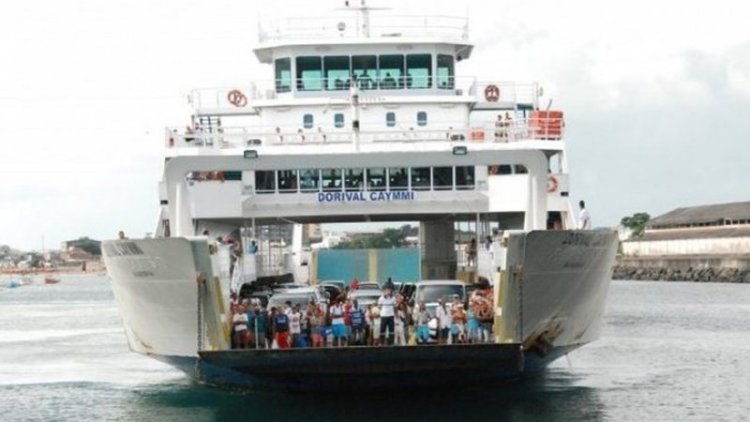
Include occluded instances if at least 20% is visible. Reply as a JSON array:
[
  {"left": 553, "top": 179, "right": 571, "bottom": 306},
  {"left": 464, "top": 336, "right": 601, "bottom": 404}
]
[{"left": 44, "top": 277, "right": 60, "bottom": 285}]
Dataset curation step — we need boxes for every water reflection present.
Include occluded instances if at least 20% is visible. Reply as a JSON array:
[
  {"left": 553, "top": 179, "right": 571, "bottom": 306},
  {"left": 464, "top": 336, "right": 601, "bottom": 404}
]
[{"left": 129, "top": 368, "right": 605, "bottom": 422}]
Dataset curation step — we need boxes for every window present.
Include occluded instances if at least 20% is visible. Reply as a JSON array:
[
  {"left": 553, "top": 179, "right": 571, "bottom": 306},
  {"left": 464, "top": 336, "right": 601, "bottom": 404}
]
[
  {"left": 366, "top": 168, "right": 386, "bottom": 191},
  {"left": 344, "top": 169, "right": 364, "bottom": 191},
  {"left": 321, "top": 169, "right": 342, "bottom": 192},
  {"left": 275, "top": 58, "right": 292, "bottom": 93},
  {"left": 389, "top": 167, "right": 408, "bottom": 191},
  {"left": 296, "top": 56, "right": 323, "bottom": 91},
  {"left": 299, "top": 169, "right": 320, "bottom": 192},
  {"left": 437, "top": 54, "right": 455, "bottom": 89},
  {"left": 303, "top": 114, "right": 314, "bottom": 129},
  {"left": 256, "top": 171, "right": 276, "bottom": 194},
  {"left": 514, "top": 164, "right": 528, "bottom": 174},
  {"left": 334, "top": 113, "right": 345, "bottom": 128},
  {"left": 223, "top": 171, "right": 242, "bottom": 181},
  {"left": 386, "top": 112, "right": 396, "bottom": 127},
  {"left": 378, "top": 55, "right": 404, "bottom": 89},
  {"left": 352, "top": 55, "right": 377, "bottom": 90},
  {"left": 411, "top": 167, "right": 431, "bottom": 191},
  {"left": 324, "top": 56, "right": 351, "bottom": 91},
  {"left": 433, "top": 167, "right": 453, "bottom": 190},
  {"left": 498, "top": 165, "right": 512, "bottom": 175},
  {"left": 456, "top": 166, "right": 475, "bottom": 190},
  {"left": 278, "top": 170, "right": 298, "bottom": 193},
  {"left": 417, "top": 111, "right": 428, "bottom": 127},
  {"left": 406, "top": 54, "right": 432, "bottom": 89}
]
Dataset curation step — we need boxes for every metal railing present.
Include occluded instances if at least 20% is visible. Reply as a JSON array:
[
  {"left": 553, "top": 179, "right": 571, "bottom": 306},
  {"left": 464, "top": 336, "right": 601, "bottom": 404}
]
[
  {"left": 190, "top": 79, "right": 539, "bottom": 111},
  {"left": 258, "top": 14, "right": 469, "bottom": 43},
  {"left": 164, "top": 117, "right": 565, "bottom": 149}
]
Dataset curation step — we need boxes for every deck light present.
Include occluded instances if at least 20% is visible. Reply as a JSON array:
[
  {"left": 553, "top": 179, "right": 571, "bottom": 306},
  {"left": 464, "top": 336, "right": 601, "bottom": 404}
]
[
  {"left": 243, "top": 150, "right": 259, "bottom": 159},
  {"left": 452, "top": 146, "right": 468, "bottom": 156}
]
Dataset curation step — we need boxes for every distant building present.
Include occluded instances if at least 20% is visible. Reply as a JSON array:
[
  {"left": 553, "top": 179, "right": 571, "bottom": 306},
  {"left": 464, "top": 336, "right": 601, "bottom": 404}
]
[
  {"left": 622, "top": 201, "right": 750, "bottom": 256},
  {"left": 60, "top": 237, "right": 102, "bottom": 256}
]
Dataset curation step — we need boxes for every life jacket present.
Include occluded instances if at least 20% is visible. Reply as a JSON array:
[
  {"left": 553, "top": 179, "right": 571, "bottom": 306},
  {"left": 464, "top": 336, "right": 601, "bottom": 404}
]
[
  {"left": 350, "top": 308, "right": 364, "bottom": 328},
  {"left": 275, "top": 313, "right": 289, "bottom": 332}
]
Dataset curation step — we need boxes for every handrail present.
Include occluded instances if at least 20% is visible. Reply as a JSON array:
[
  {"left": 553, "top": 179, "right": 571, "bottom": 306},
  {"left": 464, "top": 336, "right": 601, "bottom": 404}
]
[
  {"left": 164, "top": 117, "right": 565, "bottom": 149},
  {"left": 189, "top": 79, "right": 539, "bottom": 110},
  {"left": 258, "top": 14, "right": 469, "bottom": 43}
]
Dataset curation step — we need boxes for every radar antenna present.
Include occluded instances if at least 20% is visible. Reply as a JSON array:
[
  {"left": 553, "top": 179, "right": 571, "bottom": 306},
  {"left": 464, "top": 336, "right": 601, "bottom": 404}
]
[{"left": 337, "top": 0, "right": 389, "bottom": 38}]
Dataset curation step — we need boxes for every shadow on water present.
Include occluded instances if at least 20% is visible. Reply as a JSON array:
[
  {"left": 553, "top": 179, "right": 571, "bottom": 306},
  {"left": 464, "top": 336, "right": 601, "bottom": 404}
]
[{"left": 129, "top": 369, "right": 606, "bottom": 422}]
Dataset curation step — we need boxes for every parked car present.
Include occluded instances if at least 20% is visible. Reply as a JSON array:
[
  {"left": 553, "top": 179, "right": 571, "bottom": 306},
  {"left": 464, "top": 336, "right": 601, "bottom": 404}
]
[
  {"left": 347, "top": 289, "right": 383, "bottom": 307},
  {"left": 411, "top": 280, "right": 467, "bottom": 313},
  {"left": 319, "top": 283, "right": 344, "bottom": 301},
  {"left": 267, "top": 287, "right": 328, "bottom": 314}
]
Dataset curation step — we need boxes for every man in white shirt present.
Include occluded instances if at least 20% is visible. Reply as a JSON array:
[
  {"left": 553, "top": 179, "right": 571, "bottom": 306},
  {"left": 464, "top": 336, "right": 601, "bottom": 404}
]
[
  {"left": 377, "top": 287, "right": 396, "bottom": 346},
  {"left": 579, "top": 200, "right": 592, "bottom": 230},
  {"left": 435, "top": 299, "right": 453, "bottom": 345}
]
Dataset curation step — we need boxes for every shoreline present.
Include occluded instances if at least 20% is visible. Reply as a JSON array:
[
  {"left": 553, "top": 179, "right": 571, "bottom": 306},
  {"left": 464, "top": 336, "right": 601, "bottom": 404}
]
[{"left": 614, "top": 254, "right": 750, "bottom": 283}]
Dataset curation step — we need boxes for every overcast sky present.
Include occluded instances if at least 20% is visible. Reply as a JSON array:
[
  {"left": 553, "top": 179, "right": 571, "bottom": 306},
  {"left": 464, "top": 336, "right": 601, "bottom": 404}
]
[{"left": 1, "top": 0, "right": 748, "bottom": 250}]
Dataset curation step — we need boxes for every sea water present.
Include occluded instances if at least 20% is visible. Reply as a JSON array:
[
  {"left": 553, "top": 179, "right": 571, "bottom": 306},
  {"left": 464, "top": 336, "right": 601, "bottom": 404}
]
[{"left": 1, "top": 275, "right": 749, "bottom": 421}]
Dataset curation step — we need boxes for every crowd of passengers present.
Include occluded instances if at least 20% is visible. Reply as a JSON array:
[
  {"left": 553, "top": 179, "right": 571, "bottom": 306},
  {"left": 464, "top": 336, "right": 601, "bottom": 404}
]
[{"left": 230, "top": 280, "right": 495, "bottom": 350}]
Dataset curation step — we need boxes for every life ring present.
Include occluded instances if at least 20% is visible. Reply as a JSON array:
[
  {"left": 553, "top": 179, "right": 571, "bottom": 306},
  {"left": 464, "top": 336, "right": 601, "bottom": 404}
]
[
  {"left": 547, "top": 175, "right": 559, "bottom": 193},
  {"left": 484, "top": 84, "right": 500, "bottom": 102},
  {"left": 227, "top": 89, "right": 248, "bottom": 107}
]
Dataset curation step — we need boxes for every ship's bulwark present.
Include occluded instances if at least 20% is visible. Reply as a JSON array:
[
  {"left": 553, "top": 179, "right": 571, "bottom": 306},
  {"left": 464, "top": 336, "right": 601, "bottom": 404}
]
[{"left": 103, "top": 230, "right": 618, "bottom": 390}]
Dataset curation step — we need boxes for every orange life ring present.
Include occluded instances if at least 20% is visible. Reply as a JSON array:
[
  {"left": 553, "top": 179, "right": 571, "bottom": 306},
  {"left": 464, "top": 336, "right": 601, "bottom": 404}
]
[
  {"left": 227, "top": 89, "right": 248, "bottom": 107},
  {"left": 547, "top": 175, "right": 558, "bottom": 193}
]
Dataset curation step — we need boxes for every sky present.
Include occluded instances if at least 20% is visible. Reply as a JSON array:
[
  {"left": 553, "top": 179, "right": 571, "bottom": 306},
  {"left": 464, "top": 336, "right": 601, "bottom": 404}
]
[{"left": 1, "top": 0, "right": 748, "bottom": 250}]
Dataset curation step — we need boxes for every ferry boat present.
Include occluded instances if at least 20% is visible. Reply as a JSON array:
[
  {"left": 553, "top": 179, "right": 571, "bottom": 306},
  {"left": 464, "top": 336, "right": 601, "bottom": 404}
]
[{"left": 102, "top": 2, "right": 618, "bottom": 391}]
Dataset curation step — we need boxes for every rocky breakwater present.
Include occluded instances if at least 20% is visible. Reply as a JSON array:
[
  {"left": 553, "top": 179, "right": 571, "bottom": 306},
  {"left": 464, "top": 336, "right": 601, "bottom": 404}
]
[{"left": 613, "top": 265, "right": 750, "bottom": 283}]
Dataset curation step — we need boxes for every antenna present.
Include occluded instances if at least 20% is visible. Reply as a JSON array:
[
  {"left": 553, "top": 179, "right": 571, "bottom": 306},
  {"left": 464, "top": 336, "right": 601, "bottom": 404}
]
[{"left": 336, "top": 0, "right": 389, "bottom": 38}]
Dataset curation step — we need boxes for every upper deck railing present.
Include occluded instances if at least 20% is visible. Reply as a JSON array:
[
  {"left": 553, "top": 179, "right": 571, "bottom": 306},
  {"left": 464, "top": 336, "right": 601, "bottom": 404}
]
[
  {"left": 165, "top": 116, "right": 564, "bottom": 150},
  {"left": 258, "top": 14, "right": 469, "bottom": 44},
  {"left": 190, "top": 79, "right": 539, "bottom": 110}
]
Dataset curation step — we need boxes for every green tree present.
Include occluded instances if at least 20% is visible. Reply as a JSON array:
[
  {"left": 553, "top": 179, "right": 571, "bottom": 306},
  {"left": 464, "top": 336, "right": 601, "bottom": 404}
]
[{"left": 621, "top": 212, "right": 650, "bottom": 238}]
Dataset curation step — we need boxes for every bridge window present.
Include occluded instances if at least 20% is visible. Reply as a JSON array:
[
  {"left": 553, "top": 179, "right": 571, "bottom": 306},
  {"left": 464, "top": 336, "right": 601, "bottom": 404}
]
[
  {"left": 378, "top": 55, "right": 404, "bottom": 89},
  {"left": 437, "top": 54, "right": 455, "bottom": 89},
  {"left": 514, "top": 164, "right": 528, "bottom": 174},
  {"left": 386, "top": 112, "right": 396, "bottom": 127},
  {"left": 296, "top": 56, "right": 323, "bottom": 91},
  {"left": 324, "top": 56, "right": 351, "bottom": 91},
  {"left": 278, "top": 170, "right": 298, "bottom": 193},
  {"left": 352, "top": 55, "right": 377, "bottom": 90},
  {"left": 334, "top": 113, "right": 345, "bottom": 128},
  {"left": 303, "top": 114, "right": 314, "bottom": 129},
  {"left": 256, "top": 171, "right": 276, "bottom": 194},
  {"left": 456, "top": 166, "right": 475, "bottom": 190},
  {"left": 389, "top": 167, "right": 408, "bottom": 191},
  {"left": 411, "top": 167, "right": 431, "bottom": 191},
  {"left": 498, "top": 165, "right": 512, "bottom": 175},
  {"left": 406, "top": 54, "right": 432, "bottom": 89},
  {"left": 417, "top": 111, "right": 428, "bottom": 126},
  {"left": 433, "top": 167, "right": 453, "bottom": 190},
  {"left": 299, "top": 169, "right": 320, "bottom": 192},
  {"left": 366, "top": 168, "right": 386, "bottom": 191},
  {"left": 344, "top": 169, "right": 364, "bottom": 191},
  {"left": 275, "top": 58, "right": 292, "bottom": 93},
  {"left": 321, "top": 169, "right": 342, "bottom": 192}
]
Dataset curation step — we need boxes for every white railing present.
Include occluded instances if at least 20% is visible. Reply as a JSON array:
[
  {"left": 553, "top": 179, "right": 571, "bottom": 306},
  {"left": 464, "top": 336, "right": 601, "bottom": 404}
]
[
  {"left": 258, "top": 15, "right": 469, "bottom": 43},
  {"left": 164, "top": 117, "right": 565, "bottom": 149},
  {"left": 189, "top": 79, "right": 539, "bottom": 111}
]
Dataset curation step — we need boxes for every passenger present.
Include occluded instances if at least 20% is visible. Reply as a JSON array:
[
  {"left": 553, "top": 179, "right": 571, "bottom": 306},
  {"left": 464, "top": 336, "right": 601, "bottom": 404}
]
[
  {"left": 471, "top": 279, "right": 494, "bottom": 343},
  {"left": 504, "top": 112, "right": 514, "bottom": 141},
  {"left": 117, "top": 230, "right": 127, "bottom": 240},
  {"left": 436, "top": 298, "right": 452, "bottom": 345},
  {"left": 414, "top": 301, "right": 431, "bottom": 344},
  {"left": 300, "top": 306, "right": 311, "bottom": 348},
  {"left": 494, "top": 114, "right": 506, "bottom": 142},
  {"left": 253, "top": 304, "right": 269, "bottom": 349},
  {"left": 349, "top": 299, "right": 365, "bottom": 346},
  {"left": 185, "top": 125, "right": 195, "bottom": 143},
  {"left": 274, "top": 303, "right": 291, "bottom": 349},
  {"left": 579, "top": 200, "right": 592, "bottom": 230},
  {"left": 358, "top": 70, "right": 373, "bottom": 90},
  {"left": 451, "top": 298, "right": 467, "bottom": 344},
  {"left": 245, "top": 304, "right": 256, "bottom": 348},
  {"left": 394, "top": 302, "right": 407, "bottom": 346},
  {"left": 467, "top": 238, "right": 477, "bottom": 267},
  {"left": 350, "top": 278, "right": 360, "bottom": 290},
  {"left": 232, "top": 304, "right": 249, "bottom": 349},
  {"left": 378, "top": 285, "right": 397, "bottom": 346},
  {"left": 367, "top": 304, "right": 381, "bottom": 346},
  {"left": 382, "top": 72, "right": 397, "bottom": 89},
  {"left": 466, "top": 304, "right": 480, "bottom": 344},
  {"left": 289, "top": 304, "right": 302, "bottom": 348},
  {"left": 247, "top": 240, "right": 258, "bottom": 255},
  {"left": 309, "top": 303, "right": 325, "bottom": 347},
  {"left": 329, "top": 298, "right": 347, "bottom": 347}
]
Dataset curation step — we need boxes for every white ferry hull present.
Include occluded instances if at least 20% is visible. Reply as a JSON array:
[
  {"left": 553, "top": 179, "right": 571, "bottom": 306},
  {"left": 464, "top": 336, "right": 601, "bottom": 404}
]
[{"left": 102, "top": 230, "right": 617, "bottom": 390}]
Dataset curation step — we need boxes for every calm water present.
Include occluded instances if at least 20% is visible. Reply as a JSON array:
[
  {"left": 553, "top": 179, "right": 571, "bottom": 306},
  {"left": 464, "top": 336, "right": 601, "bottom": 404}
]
[{"left": 1, "top": 275, "right": 749, "bottom": 421}]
